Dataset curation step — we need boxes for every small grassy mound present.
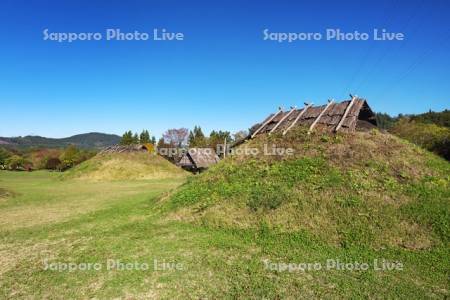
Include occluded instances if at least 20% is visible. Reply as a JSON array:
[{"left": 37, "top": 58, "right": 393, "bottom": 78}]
[
  {"left": 165, "top": 128, "right": 450, "bottom": 250},
  {"left": 62, "top": 152, "right": 188, "bottom": 181}
]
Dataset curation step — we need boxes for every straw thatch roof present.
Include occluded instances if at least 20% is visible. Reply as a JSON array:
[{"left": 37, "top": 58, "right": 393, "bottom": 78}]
[
  {"left": 178, "top": 148, "right": 220, "bottom": 171},
  {"left": 249, "top": 97, "right": 377, "bottom": 138},
  {"left": 99, "top": 144, "right": 150, "bottom": 154}
]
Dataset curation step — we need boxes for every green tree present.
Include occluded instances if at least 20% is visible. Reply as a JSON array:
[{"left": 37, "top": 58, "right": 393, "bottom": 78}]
[
  {"left": 189, "top": 126, "right": 207, "bottom": 147},
  {"left": 410, "top": 109, "right": 450, "bottom": 128},
  {"left": 390, "top": 119, "right": 450, "bottom": 160},
  {"left": 59, "top": 145, "right": 80, "bottom": 170},
  {"left": 120, "top": 131, "right": 134, "bottom": 145},
  {"left": 151, "top": 136, "right": 156, "bottom": 145},
  {"left": 375, "top": 113, "right": 397, "bottom": 130},
  {"left": 209, "top": 130, "right": 231, "bottom": 152},
  {"left": 132, "top": 133, "right": 139, "bottom": 144},
  {"left": 188, "top": 131, "right": 195, "bottom": 145},
  {"left": 0, "top": 148, "right": 11, "bottom": 168},
  {"left": 139, "top": 130, "right": 151, "bottom": 144},
  {"left": 6, "top": 155, "right": 28, "bottom": 170}
]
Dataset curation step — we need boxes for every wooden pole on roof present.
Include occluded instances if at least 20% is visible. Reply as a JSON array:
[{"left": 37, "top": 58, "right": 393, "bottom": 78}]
[
  {"left": 251, "top": 107, "right": 283, "bottom": 138},
  {"left": 308, "top": 99, "right": 334, "bottom": 134},
  {"left": 269, "top": 106, "right": 296, "bottom": 134},
  {"left": 223, "top": 137, "right": 227, "bottom": 158},
  {"left": 335, "top": 94, "right": 358, "bottom": 132},
  {"left": 282, "top": 102, "right": 313, "bottom": 135}
]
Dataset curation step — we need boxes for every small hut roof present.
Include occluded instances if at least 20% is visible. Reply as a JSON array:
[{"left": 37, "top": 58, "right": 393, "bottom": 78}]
[
  {"left": 178, "top": 153, "right": 194, "bottom": 167},
  {"left": 182, "top": 148, "right": 220, "bottom": 169}
]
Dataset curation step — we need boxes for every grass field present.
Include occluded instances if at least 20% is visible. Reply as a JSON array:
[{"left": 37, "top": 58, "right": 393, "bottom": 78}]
[{"left": 0, "top": 164, "right": 448, "bottom": 298}]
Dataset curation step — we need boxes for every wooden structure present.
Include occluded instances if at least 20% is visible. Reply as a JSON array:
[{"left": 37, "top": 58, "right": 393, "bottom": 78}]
[
  {"left": 99, "top": 144, "right": 152, "bottom": 154},
  {"left": 177, "top": 148, "right": 220, "bottom": 172},
  {"left": 248, "top": 97, "right": 377, "bottom": 138}
]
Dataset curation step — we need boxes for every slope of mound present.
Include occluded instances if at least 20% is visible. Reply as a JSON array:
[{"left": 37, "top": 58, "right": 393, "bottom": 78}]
[
  {"left": 166, "top": 128, "right": 449, "bottom": 250},
  {"left": 62, "top": 152, "right": 188, "bottom": 181}
]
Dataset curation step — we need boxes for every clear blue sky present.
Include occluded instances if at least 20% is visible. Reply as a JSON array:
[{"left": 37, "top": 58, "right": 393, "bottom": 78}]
[{"left": 1, "top": 0, "right": 449, "bottom": 138}]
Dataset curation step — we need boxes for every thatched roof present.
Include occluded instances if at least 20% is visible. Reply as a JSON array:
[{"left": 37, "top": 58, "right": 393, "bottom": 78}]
[
  {"left": 249, "top": 98, "right": 377, "bottom": 138},
  {"left": 99, "top": 144, "right": 150, "bottom": 154},
  {"left": 178, "top": 148, "right": 220, "bottom": 169}
]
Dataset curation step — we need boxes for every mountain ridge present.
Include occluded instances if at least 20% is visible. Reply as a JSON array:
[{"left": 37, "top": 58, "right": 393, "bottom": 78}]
[{"left": 0, "top": 132, "right": 121, "bottom": 149}]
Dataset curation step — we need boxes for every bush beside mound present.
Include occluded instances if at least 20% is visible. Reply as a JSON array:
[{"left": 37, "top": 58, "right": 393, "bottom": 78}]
[{"left": 390, "top": 119, "right": 450, "bottom": 160}]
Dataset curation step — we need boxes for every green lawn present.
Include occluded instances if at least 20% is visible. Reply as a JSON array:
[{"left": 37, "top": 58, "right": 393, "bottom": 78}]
[{"left": 0, "top": 170, "right": 448, "bottom": 299}]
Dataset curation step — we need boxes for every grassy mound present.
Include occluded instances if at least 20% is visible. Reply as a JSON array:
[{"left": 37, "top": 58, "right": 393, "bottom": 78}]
[
  {"left": 62, "top": 152, "right": 188, "bottom": 181},
  {"left": 166, "top": 128, "right": 449, "bottom": 250}
]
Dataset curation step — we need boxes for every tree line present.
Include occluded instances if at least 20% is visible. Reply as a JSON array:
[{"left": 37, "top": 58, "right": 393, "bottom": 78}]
[
  {"left": 0, "top": 145, "right": 95, "bottom": 171},
  {"left": 120, "top": 127, "right": 248, "bottom": 150},
  {"left": 120, "top": 130, "right": 156, "bottom": 145},
  {"left": 376, "top": 110, "right": 449, "bottom": 160}
]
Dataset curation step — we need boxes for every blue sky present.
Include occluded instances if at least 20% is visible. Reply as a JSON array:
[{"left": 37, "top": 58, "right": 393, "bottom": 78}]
[{"left": 0, "top": 0, "right": 449, "bottom": 138}]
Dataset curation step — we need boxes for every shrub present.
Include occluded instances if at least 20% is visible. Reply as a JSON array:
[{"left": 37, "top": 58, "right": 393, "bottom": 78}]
[
  {"left": 0, "top": 148, "right": 11, "bottom": 169},
  {"left": 59, "top": 145, "right": 96, "bottom": 171},
  {"left": 29, "top": 148, "right": 63, "bottom": 169},
  {"left": 45, "top": 157, "right": 62, "bottom": 170},
  {"left": 247, "top": 183, "right": 287, "bottom": 212},
  {"left": 391, "top": 119, "right": 450, "bottom": 160},
  {"left": 6, "top": 155, "right": 31, "bottom": 170}
]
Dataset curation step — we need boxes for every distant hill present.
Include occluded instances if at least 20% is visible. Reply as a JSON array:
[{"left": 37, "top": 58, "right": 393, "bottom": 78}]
[{"left": 0, "top": 132, "right": 121, "bottom": 149}]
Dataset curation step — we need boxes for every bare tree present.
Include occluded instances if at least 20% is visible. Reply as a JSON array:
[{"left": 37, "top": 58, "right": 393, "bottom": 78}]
[
  {"left": 233, "top": 130, "right": 248, "bottom": 142},
  {"left": 163, "top": 128, "right": 189, "bottom": 147}
]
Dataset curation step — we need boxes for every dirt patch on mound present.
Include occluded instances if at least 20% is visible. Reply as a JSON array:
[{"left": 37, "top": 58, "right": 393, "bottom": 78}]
[{"left": 0, "top": 188, "right": 15, "bottom": 199}]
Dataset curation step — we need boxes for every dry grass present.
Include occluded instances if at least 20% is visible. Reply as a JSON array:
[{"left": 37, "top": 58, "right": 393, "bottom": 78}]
[{"left": 0, "top": 188, "right": 14, "bottom": 198}]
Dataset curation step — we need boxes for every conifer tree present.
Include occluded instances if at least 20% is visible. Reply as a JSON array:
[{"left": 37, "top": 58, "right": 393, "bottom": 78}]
[
  {"left": 120, "top": 131, "right": 134, "bottom": 145},
  {"left": 139, "top": 130, "right": 151, "bottom": 144}
]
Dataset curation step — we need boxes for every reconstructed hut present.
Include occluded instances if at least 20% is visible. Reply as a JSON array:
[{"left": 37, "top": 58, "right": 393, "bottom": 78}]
[
  {"left": 99, "top": 144, "right": 152, "bottom": 154},
  {"left": 248, "top": 97, "right": 377, "bottom": 138},
  {"left": 178, "top": 148, "right": 220, "bottom": 172}
]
